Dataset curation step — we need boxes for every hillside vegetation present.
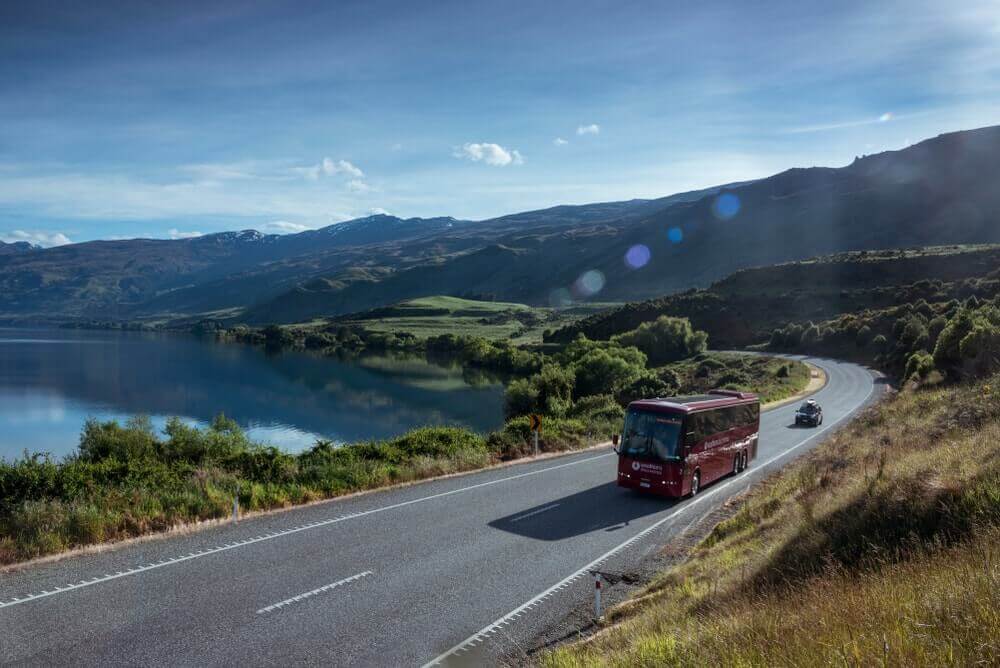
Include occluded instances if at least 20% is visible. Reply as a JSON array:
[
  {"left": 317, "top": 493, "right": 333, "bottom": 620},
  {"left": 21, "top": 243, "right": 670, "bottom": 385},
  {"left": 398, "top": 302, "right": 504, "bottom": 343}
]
[
  {"left": 553, "top": 244, "right": 1000, "bottom": 350},
  {"left": 544, "top": 374, "right": 1000, "bottom": 667},
  {"left": 3, "top": 126, "right": 1000, "bottom": 324}
]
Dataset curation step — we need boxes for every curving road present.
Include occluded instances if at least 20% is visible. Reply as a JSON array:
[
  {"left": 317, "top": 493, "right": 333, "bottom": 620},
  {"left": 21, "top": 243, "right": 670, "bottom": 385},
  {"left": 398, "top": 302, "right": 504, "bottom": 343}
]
[{"left": 0, "top": 356, "right": 881, "bottom": 667}]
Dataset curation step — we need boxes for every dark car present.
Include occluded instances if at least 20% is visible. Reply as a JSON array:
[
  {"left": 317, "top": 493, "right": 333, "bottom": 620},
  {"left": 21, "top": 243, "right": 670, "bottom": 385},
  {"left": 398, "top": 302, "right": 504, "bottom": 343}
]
[{"left": 795, "top": 400, "right": 823, "bottom": 427}]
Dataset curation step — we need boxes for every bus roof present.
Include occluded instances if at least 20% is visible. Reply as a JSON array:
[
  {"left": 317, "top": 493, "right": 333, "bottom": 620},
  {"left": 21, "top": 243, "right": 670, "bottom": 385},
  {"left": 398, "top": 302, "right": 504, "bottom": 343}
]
[{"left": 628, "top": 389, "right": 758, "bottom": 414}]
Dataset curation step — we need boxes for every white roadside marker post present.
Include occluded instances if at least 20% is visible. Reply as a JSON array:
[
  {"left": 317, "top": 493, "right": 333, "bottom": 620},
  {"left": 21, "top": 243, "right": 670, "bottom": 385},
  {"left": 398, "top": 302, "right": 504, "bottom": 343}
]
[
  {"left": 232, "top": 483, "right": 240, "bottom": 523},
  {"left": 530, "top": 414, "right": 542, "bottom": 456},
  {"left": 594, "top": 572, "right": 602, "bottom": 619}
]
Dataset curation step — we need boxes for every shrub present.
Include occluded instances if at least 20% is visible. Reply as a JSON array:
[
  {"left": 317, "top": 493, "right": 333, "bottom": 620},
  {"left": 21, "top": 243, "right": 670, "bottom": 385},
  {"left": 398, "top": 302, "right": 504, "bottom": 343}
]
[
  {"left": 612, "top": 316, "right": 709, "bottom": 365},
  {"left": 855, "top": 325, "right": 873, "bottom": 348},
  {"left": 615, "top": 373, "right": 676, "bottom": 405},
  {"left": 800, "top": 323, "right": 821, "bottom": 347},
  {"left": 78, "top": 416, "right": 158, "bottom": 463},
  {"left": 903, "top": 351, "right": 935, "bottom": 381},
  {"left": 572, "top": 348, "right": 645, "bottom": 399}
]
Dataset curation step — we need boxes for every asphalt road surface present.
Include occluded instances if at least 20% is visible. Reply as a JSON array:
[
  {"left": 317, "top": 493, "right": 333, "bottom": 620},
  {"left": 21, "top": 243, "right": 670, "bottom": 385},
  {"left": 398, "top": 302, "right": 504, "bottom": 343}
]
[{"left": 0, "top": 356, "right": 881, "bottom": 667}]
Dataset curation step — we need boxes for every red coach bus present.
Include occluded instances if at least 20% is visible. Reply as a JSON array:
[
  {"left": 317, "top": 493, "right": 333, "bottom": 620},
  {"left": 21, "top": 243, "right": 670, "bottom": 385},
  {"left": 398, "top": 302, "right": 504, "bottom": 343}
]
[{"left": 613, "top": 389, "right": 759, "bottom": 498}]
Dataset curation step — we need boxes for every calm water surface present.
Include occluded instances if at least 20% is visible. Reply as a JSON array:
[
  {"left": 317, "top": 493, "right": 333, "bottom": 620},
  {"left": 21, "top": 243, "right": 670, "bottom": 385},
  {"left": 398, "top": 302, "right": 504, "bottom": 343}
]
[{"left": 0, "top": 328, "right": 504, "bottom": 460}]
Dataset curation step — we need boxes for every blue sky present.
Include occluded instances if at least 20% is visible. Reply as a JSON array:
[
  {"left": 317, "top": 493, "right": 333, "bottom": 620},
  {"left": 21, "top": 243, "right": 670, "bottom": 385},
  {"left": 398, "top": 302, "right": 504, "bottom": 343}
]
[{"left": 1, "top": 0, "right": 998, "bottom": 245}]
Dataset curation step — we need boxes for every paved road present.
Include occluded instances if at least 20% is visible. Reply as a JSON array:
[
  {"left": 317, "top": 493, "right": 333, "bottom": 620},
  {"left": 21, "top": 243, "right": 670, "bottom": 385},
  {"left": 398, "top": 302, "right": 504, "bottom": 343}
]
[{"left": 0, "top": 356, "right": 881, "bottom": 667}]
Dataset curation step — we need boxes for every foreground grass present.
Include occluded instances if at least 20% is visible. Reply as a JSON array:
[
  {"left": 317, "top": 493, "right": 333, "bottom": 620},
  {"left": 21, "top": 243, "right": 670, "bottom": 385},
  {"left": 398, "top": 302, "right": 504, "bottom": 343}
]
[{"left": 544, "top": 376, "right": 1000, "bottom": 667}]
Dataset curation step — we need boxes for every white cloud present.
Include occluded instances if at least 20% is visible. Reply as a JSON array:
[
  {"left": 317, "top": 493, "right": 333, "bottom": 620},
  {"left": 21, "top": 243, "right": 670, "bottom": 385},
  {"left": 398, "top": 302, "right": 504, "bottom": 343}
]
[
  {"left": 784, "top": 111, "right": 919, "bottom": 135},
  {"left": 347, "top": 179, "right": 371, "bottom": 193},
  {"left": 262, "top": 220, "right": 313, "bottom": 234},
  {"left": 454, "top": 142, "right": 524, "bottom": 166},
  {"left": 293, "top": 157, "right": 365, "bottom": 181},
  {"left": 1, "top": 229, "right": 72, "bottom": 247},
  {"left": 368, "top": 207, "right": 391, "bottom": 216},
  {"left": 553, "top": 137, "right": 569, "bottom": 146},
  {"left": 168, "top": 228, "right": 202, "bottom": 239},
  {"left": 576, "top": 124, "right": 600, "bottom": 136},
  {"left": 321, "top": 158, "right": 364, "bottom": 178}
]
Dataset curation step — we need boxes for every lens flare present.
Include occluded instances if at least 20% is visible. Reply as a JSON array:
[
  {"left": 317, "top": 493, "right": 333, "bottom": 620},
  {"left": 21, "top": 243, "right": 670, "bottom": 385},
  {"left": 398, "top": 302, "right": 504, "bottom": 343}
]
[
  {"left": 668, "top": 227, "right": 683, "bottom": 244},
  {"left": 572, "top": 270, "right": 605, "bottom": 298},
  {"left": 712, "top": 192, "right": 740, "bottom": 220},
  {"left": 624, "top": 244, "right": 650, "bottom": 269}
]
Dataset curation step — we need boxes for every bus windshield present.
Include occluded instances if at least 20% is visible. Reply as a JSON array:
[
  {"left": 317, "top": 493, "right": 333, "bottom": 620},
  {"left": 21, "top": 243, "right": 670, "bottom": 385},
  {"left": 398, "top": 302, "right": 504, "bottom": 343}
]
[{"left": 621, "top": 409, "right": 683, "bottom": 461}]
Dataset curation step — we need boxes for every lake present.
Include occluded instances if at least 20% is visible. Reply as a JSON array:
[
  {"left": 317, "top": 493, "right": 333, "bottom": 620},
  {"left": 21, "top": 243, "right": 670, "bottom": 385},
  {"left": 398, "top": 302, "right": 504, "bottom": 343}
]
[{"left": 0, "top": 328, "right": 505, "bottom": 461}]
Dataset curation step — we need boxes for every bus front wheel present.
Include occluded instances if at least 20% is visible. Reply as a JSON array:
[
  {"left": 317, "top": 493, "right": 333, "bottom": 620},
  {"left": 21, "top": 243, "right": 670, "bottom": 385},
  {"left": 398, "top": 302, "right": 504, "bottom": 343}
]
[{"left": 690, "top": 471, "right": 700, "bottom": 496}]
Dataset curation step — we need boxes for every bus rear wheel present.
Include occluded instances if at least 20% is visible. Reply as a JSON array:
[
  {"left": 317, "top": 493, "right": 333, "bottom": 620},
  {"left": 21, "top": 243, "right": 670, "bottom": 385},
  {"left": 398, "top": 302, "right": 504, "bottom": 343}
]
[
  {"left": 690, "top": 471, "right": 700, "bottom": 496},
  {"left": 741, "top": 451, "right": 749, "bottom": 470}
]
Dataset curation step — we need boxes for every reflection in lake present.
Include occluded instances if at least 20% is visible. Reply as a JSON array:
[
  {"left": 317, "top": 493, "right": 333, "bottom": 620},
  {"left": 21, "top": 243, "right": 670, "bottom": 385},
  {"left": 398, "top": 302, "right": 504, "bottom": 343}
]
[{"left": 0, "top": 328, "right": 504, "bottom": 460}]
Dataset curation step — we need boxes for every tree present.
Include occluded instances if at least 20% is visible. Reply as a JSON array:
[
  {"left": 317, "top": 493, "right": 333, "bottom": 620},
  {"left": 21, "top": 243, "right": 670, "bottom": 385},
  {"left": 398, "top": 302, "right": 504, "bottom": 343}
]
[
  {"left": 612, "top": 316, "right": 708, "bottom": 365},
  {"left": 855, "top": 325, "right": 873, "bottom": 348},
  {"left": 262, "top": 324, "right": 295, "bottom": 349},
  {"left": 800, "top": 323, "right": 821, "bottom": 347},
  {"left": 572, "top": 349, "right": 645, "bottom": 399}
]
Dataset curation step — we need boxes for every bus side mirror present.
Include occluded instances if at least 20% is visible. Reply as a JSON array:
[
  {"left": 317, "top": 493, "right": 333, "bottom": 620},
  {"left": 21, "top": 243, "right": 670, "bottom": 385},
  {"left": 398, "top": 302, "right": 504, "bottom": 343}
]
[{"left": 611, "top": 433, "right": 620, "bottom": 452}]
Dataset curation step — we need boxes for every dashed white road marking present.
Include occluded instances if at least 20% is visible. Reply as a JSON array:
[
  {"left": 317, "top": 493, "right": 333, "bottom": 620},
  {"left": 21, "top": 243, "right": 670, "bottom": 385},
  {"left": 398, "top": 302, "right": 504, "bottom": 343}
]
[
  {"left": 509, "top": 503, "right": 561, "bottom": 523},
  {"left": 0, "top": 451, "right": 612, "bottom": 611},
  {"left": 256, "top": 571, "right": 372, "bottom": 615},
  {"left": 423, "top": 372, "right": 878, "bottom": 666}
]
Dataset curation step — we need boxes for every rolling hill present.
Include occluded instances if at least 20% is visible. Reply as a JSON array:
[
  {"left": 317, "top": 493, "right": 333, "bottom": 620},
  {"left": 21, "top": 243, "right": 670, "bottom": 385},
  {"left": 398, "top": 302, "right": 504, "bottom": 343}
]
[{"left": 2, "top": 125, "right": 1000, "bottom": 325}]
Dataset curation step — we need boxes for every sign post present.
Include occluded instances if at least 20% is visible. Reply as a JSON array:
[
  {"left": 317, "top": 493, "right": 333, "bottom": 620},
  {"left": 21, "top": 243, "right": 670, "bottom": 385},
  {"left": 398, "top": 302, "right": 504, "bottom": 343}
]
[{"left": 529, "top": 414, "right": 542, "bottom": 455}]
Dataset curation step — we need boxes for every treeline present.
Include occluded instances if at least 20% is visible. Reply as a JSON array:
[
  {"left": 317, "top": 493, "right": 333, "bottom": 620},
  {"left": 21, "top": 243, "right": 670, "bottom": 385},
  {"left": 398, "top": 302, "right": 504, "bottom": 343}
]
[
  {"left": 767, "top": 294, "right": 1000, "bottom": 383},
  {"left": 506, "top": 316, "right": 806, "bottom": 419},
  {"left": 213, "top": 324, "right": 544, "bottom": 377},
  {"left": 548, "top": 246, "right": 1000, "bottom": 350}
]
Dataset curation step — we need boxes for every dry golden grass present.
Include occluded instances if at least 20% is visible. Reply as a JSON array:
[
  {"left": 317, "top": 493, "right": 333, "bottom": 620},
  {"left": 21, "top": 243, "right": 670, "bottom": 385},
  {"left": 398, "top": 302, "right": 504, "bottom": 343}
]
[{"left": 544, "top": 376, "right": 1000, "bottom": 667}]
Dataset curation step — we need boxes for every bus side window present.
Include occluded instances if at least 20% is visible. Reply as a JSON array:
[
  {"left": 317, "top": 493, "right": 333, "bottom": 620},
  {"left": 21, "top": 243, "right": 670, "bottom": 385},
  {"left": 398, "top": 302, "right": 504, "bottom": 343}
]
[{"left": 686, "top": 414, "right": 704, "bottom": 448}]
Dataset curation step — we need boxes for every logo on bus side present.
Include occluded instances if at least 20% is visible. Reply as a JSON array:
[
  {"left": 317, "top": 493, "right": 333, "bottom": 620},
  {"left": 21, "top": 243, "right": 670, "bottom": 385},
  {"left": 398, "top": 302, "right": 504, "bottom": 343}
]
[{"left": 631, "top": 460, "right": 662, "bottom": 474}]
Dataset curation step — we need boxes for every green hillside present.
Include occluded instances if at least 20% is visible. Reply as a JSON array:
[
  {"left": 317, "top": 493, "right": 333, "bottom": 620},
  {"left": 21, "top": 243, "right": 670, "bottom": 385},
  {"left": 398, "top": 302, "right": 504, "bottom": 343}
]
[
  {"left": 552, "top": 244, "right": 1000, "bottom": 349},
  {"left": 330, "top": 295, "right": 618, "bottom": 344}
]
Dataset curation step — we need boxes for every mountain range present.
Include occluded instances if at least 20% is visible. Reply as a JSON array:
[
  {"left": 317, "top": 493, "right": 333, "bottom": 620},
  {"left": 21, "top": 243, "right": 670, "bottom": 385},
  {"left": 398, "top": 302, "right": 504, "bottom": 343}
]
[{"left": 2, "top": 125, "right": 999, "bottom": 325}]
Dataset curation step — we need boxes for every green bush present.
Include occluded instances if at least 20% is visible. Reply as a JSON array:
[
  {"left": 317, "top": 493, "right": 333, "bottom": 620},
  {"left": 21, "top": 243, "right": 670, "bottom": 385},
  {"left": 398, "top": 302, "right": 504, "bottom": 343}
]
[
  {"left": 904, "top": 351, "right": 935, "bottom": 381},
  {"left": 571, "top": 348, "right": 645, "bottom": 399},
  {"left": 612, "top": 316, "right": 709, "bottom": 365},
  {"left": 615, "top": 372, "right": 677, "bottom": 405}
]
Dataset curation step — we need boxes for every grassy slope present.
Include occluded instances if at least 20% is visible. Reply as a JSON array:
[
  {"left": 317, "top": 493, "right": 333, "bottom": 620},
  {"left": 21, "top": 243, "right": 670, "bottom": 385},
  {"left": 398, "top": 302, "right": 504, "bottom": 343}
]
[
  {"left": 331, "top": 295, "right": 619, "bottom": 344},
  {"left": 544, "top": 377, "right": 1000, "bottom": 667}
]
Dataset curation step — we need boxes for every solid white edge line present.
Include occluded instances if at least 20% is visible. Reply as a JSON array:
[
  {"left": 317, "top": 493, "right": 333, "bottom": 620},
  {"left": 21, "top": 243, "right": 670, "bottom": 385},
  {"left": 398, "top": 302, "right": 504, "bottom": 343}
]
[
  {"left": 0, "top": 451, "right": 612, "bottom": 611},
  {"left": 422, "top": 370, "right": 878, "bottom": 666},
  {"left": 255, "top": 571, "right": 373, "bottom": 615}
]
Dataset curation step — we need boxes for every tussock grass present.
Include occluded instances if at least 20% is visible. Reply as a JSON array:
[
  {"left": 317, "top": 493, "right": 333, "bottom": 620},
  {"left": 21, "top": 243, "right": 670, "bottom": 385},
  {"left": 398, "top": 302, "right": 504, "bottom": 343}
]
[{"left": 544, "top": 376, "right": 1000, "bottom": 667}]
